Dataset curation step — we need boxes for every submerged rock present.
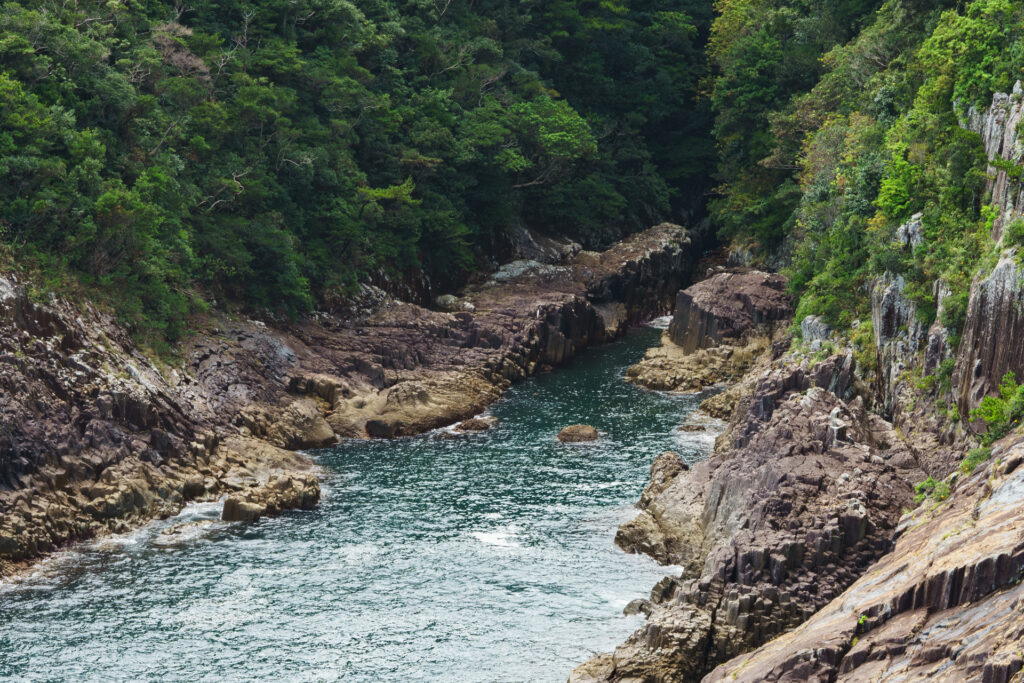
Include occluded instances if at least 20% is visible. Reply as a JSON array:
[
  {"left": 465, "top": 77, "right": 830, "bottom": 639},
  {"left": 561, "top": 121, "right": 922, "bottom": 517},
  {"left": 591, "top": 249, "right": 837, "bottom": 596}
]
[
  {"left": 557, "top": 424, "right": 600, "bottom": 442},
  {"left": 623, "top": 598, "right": 653, "bottom": 617}
]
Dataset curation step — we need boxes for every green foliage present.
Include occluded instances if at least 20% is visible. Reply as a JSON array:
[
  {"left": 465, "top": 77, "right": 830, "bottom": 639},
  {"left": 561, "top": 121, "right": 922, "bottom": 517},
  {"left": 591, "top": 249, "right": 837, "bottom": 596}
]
[
  {"left": 970, "top": 372, "right": 1024, "bottom": 445},
  {"left": 0, "top": 0, "right": 713, "bottom": 341},
  {"left": 851, "top": 320, "right": 877, "bottom": 378},
  {"left": 961, "top": 447, "right": 992, "bottom": 474},
  {"left": 914, "top": 476, "right": 951, "bottom": 504},
  {"left": 1004, "top": 218, "right": 1024, "bottom": 253}
]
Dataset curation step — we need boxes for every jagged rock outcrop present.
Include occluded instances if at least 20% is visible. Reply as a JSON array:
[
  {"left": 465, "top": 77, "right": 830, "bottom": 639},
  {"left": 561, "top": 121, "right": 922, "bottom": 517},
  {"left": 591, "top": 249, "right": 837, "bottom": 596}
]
[
  {"left": 870, "top": 272, "right": 964, "bottom": 476},
  {"left": 668, "top": 271, "right": 791, "bottom": 354},
  {"left": 580, "top": 354, "right": 920, "bottom": 682},
  {"left": 870, "top": 272, "right": 929, "bottom": 417},
  {"left": 967, "top": 81, "right": 1024, "bottom": 241},
  {"left": 706, "top": 437, "right": 1024, "bottom": 682}
]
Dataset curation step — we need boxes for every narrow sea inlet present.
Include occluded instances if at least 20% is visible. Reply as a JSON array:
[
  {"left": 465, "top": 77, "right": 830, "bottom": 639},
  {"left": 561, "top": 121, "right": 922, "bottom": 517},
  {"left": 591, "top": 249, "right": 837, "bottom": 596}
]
[{"left": 0, "top": 326, "right": 712, "bottom": 682}]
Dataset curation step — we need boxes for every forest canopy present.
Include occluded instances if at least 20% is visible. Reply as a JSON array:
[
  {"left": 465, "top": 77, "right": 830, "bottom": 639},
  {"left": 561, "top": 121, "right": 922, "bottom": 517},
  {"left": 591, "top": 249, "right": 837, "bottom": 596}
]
[{"left": 0, "top": 0, "right": 713, "bottom": 343}]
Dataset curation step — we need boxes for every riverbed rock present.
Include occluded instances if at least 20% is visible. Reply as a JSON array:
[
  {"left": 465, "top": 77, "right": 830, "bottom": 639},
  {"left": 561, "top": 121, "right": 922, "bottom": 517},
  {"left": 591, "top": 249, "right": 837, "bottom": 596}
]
[
  {"left": 455, "top": 416, "right": 497, "bottom": 432},
  {"left": 668, "top": 270, "right": 791, "bottom": 353},
  {"left": 0, "top": 223, "right": 694, "bottom": 575},
  {"left": 557, "top": 425, "right": 600, "bottom": 442},
  {"left": 626, "top": 335, "right": 768, "bottom": 393}
]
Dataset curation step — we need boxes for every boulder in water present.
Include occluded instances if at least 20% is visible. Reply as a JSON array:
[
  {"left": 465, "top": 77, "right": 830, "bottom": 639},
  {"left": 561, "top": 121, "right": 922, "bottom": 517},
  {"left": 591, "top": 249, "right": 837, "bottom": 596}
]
[
  {"left": 557, "top": 424, "right": 599, "bottom": 442},
  {"left": 222, "top": 497, "right": 266, "bottom": 522},
  {"left": 455, "top": 417, "right": 497, "bottom": 432}
]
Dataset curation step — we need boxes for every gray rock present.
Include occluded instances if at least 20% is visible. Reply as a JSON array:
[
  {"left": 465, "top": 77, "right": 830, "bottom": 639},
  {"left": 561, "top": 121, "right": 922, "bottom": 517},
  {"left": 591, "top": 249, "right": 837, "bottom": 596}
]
[
  {"left": 800, "top": 315, "right": 831, "bottom": 342},
  {"left": 435, "top": 294, "right": 460, "bottom": 312},
  {"left": 623, "top": 598, "right": 653, "bottom": 616},
  {"left": 894, "top": 212, "right": 924, "bottom": 250}
]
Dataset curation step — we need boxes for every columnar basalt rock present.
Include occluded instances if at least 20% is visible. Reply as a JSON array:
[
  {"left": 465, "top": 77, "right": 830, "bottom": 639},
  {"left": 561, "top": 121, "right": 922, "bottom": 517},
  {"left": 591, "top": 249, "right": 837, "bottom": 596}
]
[
  {"left": 953, "top": 254, "right": 1024, "bottom": 420},
  {"left": 705, "top": 438, "right": 1024, "bottom": 682},
  {"left": 967, "top": 81, "right": 1024, "bottom": 241}
]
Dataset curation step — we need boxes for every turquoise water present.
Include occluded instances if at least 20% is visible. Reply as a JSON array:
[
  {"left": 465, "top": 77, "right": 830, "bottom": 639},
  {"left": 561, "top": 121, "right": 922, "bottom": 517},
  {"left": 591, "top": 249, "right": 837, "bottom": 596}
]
[{"left": 0, "top": 325, "right": 713, "bottom": 682}]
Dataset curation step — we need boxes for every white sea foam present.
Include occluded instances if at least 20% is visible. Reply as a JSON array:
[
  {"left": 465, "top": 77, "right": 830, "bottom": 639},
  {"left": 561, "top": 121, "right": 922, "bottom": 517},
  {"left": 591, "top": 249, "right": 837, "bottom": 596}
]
[{"left": 471, "top": 526, "right": 521, "bottom": 547}]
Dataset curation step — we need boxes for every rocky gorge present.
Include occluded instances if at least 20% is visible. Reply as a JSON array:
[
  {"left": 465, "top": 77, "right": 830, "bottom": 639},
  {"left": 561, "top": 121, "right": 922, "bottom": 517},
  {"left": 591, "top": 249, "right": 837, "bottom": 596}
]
[
  {"left": 0, "top": 223, "right": 693, "bottom": 577},
  {"left": 574, "top": 244, "right": 1024, "bottom": 680}
]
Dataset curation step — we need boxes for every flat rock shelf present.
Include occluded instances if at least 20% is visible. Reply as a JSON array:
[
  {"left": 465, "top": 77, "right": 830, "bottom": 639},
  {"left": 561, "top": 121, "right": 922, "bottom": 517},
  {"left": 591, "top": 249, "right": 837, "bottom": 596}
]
[{"left": 0, "top": 327, "right": 715, "bottom": 682}]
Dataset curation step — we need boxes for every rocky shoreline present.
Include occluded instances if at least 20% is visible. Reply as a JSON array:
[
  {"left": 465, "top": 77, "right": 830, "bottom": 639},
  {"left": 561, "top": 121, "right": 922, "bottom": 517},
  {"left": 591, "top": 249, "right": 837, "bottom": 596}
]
[
  {"left": 574, "top": 261, "right": 1024, "bottom": 682},
  {"left": 0, "top": 224, "right": 693, "bottom": 578}
]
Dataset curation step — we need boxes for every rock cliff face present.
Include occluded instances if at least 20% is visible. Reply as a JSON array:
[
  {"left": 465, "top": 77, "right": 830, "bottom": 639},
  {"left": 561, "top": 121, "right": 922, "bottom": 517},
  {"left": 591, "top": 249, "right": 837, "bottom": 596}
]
[
  {"left": 953, "top": 254, "right": 1024, "bottom": 419},
  {"left": 967, "top": 81, "right": 1024, "bottom": 241},
  {"left": 668, "top": 271, "right": 790, "bottom": 353},
  {"left": 0, "top": 223, "right": 693, "bottom": 575},
  {"left": 705, "top": 437, "right": 1024, "bottom": 682},
  {"left": 0, "top": 276, "right": 323, "bottom": 573}
]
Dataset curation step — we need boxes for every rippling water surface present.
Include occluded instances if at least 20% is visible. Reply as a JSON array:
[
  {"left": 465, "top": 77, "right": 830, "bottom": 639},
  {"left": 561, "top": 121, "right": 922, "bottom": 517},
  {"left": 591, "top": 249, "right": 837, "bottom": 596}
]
[{"left": 0, "top": 325, "right": 714, "bottom": 682}]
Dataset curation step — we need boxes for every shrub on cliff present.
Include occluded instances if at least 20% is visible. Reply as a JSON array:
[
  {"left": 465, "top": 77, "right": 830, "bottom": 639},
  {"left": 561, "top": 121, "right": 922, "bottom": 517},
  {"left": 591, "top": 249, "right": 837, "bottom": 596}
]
[{"left": 970, "top": 372, "right": 1024, "bottom": 445}]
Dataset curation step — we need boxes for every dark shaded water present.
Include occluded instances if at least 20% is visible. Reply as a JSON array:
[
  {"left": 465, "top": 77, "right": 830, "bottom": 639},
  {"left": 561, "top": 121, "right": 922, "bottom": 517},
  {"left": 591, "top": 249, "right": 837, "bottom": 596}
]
[{"left": 0, "top": 324, "right": 716, "bottom": 682}]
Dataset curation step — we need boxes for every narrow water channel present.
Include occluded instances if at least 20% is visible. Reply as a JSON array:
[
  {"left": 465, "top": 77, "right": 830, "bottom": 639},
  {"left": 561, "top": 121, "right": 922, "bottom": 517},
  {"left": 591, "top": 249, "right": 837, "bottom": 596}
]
[{"left": 0, "top": 325, "right": 715, "bottom": 682}]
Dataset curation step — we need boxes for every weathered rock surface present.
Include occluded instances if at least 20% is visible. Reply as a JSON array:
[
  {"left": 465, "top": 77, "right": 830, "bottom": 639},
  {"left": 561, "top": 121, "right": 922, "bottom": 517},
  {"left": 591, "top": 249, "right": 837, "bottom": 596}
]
[
  {"left": 583, "top": 353, "right": 921, "bottom": 682},
  {"left": 557, "top": 425, "right": 600, "bottom": 443},
  {"left": 870, "top": 272, "right": 965, "bottom": 476},
  {"left": 627, "top": 271, "right": 787, "bottom": 395},
  {"left": 668, "top": 271, "right": 791, "bottom": 354},
  {"left": 706, "top": 437, "right": 1024, "bottom": 682},
  {"left": 627, "top": 335, "right": 768, "bottom": 393}
]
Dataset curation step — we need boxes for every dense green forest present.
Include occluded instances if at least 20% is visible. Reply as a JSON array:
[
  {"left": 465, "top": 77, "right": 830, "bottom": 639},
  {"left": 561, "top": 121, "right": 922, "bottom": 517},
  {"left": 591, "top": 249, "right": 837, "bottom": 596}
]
[
  {"left": 2, "top": 0, "right": 1024, "bottom": 348},
  {"left": 709, "top": 0, "right": 1024, "bottom": 343},
  {"left": 0, "top": 0, "right": 713, "bottom": 343}
]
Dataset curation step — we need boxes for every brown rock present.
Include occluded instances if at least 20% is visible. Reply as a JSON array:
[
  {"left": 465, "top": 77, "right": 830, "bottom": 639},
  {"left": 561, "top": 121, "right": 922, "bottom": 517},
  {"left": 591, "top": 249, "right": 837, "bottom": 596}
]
[
  {"left": 222, "top": 497, "right": 266, "bottom": 522},
  {"left": 668, "top": 270, "right": 791, "bottom": 353},
  {"left": 454, "top": 416, "right": 497, "bottom": 432},
  {"left": 557, "top": 424, "right": 600, "bottom": 442},
  {"left": 584, "top": 353, "right": 920, "bottom": 682},
  {"left": 706, "top": 437, "right": 1024, "bottom": 682}
]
